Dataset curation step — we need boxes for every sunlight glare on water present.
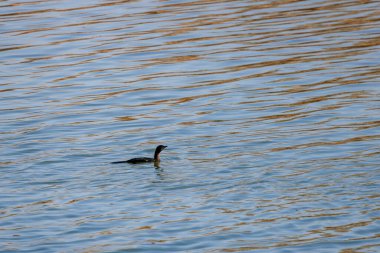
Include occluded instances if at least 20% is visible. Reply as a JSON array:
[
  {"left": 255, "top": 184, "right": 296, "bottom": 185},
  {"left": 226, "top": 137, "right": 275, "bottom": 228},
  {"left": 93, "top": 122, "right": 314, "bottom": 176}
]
[{"left": 1, "top": 0, "right": 380, "bottom": 252}]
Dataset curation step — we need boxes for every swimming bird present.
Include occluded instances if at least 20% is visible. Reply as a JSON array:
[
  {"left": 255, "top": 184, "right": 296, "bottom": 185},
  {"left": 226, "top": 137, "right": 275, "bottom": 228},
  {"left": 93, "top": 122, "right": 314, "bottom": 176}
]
[{"left": 112, "top": 145, "right": 167, "bottom": 164}]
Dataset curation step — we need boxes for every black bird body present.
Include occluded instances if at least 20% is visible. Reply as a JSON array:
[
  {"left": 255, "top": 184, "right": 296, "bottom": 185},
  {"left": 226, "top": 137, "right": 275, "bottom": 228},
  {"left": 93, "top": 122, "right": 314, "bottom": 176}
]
[
  {"left": 112, "top": 145, "right": 167, "bottom": 164},
  {"left": 114, "top": 157, "right": 153, "bottom": 164}
]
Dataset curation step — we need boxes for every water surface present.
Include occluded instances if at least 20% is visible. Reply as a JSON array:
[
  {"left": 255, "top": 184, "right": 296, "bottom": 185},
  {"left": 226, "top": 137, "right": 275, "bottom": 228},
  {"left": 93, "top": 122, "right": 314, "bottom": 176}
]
[{"left": 1, "top": 0, "right": 380, "bottom": 252}]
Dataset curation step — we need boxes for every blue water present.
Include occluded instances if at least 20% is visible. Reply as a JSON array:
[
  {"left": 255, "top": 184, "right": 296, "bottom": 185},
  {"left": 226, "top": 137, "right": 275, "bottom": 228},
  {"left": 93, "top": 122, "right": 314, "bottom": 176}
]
[{"left": 1, "top": 0, "right": 380, "bottom": 252}]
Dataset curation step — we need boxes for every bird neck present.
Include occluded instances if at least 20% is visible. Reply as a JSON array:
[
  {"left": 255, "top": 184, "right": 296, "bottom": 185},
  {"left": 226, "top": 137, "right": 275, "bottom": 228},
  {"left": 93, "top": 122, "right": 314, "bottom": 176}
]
[{"left": 154, "top": 151, "right": 160, "bottom": 161}]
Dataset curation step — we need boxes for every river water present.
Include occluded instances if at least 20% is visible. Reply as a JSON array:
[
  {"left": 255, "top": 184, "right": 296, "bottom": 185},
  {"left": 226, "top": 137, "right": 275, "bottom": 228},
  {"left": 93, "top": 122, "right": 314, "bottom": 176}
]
[{"left": 1, "top": 0, "right": 380, "bottom": 252}]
